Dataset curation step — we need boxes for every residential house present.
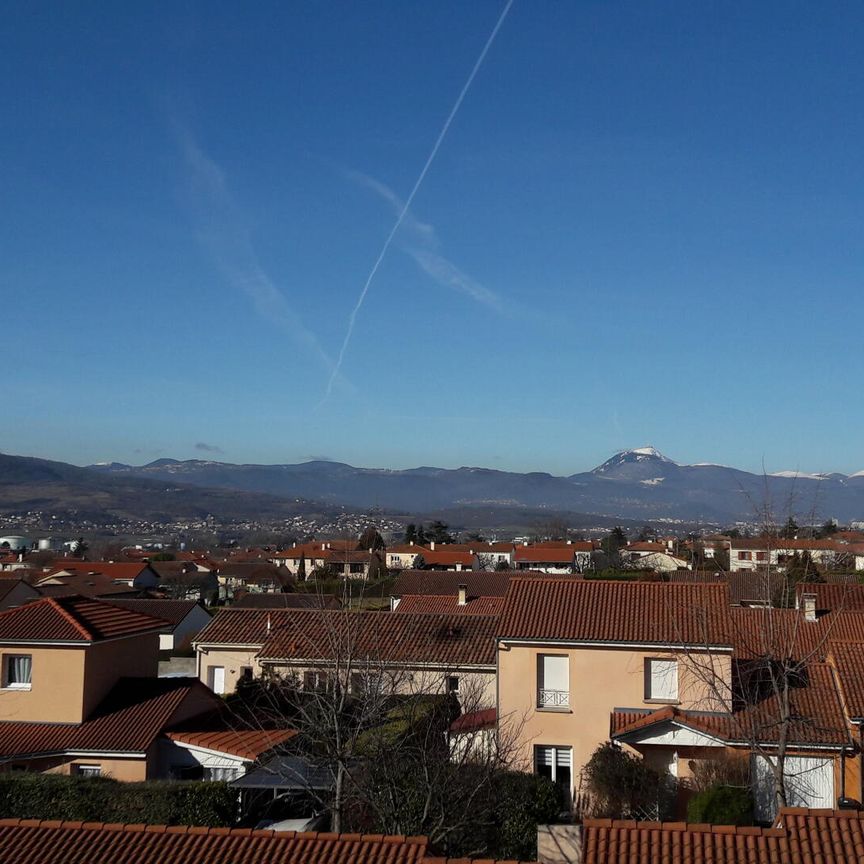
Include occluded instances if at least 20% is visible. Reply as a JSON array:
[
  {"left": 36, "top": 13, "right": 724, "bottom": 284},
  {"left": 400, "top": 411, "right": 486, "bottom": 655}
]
[
  {"left": 216, "top": 562, "right": 290, "bottom": 600},
  {"left": 622, "top": 542, "right": 690, "bottom": 572},
  {"left": 193, "top": 607, "right": 498, "bottom": 704},
  {"left": 31, "top": 570, "right": 141, "bottom": 600},
  {"left": 389, "top": 570, "right": 513, "bottom": 611},
  {"left": 106, "top": 599, "right": 212, "bottom": 652},
  {"left": 269, "top": 543, "right": 335, "bottom": 577},
  {"left": 385, "top": 543, "right": 429, "bottom": 570},
  {"left": 0, "top": 596, "right": 219, "bottom": 779},
  {"left": 47, "top": 561, "right": 161, "bottom": 590},
  {"left": 513, "top": 541, "right": 593, "bottom": 574}
]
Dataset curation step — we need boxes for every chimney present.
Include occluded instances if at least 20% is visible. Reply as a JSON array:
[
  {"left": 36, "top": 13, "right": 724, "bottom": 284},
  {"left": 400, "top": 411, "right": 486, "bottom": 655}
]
[
  {"left": 802, "top": 593, "right": 817, "bottom": 623},
  {"left": 430, "top": 541, "right": 436, "bottom": 551},
  {"left": 266, "top": 613, "right": 272, "bottom": 634},
  {"left": 457, "top": 584, "right": 467, "bottom": 606}
]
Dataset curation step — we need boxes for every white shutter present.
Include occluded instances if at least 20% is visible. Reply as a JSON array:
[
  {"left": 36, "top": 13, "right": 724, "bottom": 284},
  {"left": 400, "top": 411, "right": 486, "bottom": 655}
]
[
  {"left": 555, "top": 748, "right": 572, "bottom": 768},
  {"left": 535, "top": 746, "right": 555, "bottom": 767},
  {"left": 541, "top": 655, "right": 569, "bottom": 691},
  {"left": 208, "top": 666, "right": 225, "bottom": 694},
  {"left": 646, "top": 658, "right": 678, "bottom": 701}
]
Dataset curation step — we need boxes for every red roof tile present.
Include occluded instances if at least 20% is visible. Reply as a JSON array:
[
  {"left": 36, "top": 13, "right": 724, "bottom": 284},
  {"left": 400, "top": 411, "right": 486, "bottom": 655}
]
[
  {"left": 0, "top": 821, "right": 429, "bottom": 864},
  {"left": 105, "top": 598, "right": 206, "bottom": 626},
  {"left": 580, "top": 808, "right": 864, "bottom": 864},
  {"left": 393, "top": 571, "right": 512, "bottom": 598},
  {"left": 48, "top": 561, "right": 154, "bottom": 581},
  {"left": 394, "top": 595, "right": 504, "bottom": 616},
  {"left": 828, "top": 641, "right": 864, "bottom": 720},
  {"left": 499, "top": 578, "right": 733, "bottom": 646},
  {"left": 194, "top": 609, "right": 299, "bottom": 646},
  {"left": 794, "top": 582, "right": 864, "bottom": 612},
  {"left": 166, "top": 728, "right": 296, "bottom": 761},
  {"left": 0, "top": 596, "right": 168, "bottom": 643},
  {"left": 257, "top": 610, "right": 498, "bottom": 668},
  {"left": 0, "top": 677, "right": 219, "bottom": 758},
  {"left": 513, "top": 548, "right": 576, "bottom": 564}
]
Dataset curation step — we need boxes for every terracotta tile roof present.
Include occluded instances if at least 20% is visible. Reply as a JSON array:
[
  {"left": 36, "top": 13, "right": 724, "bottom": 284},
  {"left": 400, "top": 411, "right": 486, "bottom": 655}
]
[
  {"left": 828, "top": 641, "right": 864, "bottom": 720},
  {"left": 580, "top": 808, "right": 864, "bottom": 864},
  {"left": 513, "top": 548, "right": 575, "bottom": 564},
  {"left": 217, "top": 563, "right": 292, "bottom": 585},
  {"left": 394, "top": 595, "right": 504, "bottom": 616},
  {"left": 324, "top": 550, "right": 377, "bottom": 565},
  {"left": 581, "top": 818, "right": 789, "bottom": 863},
  {"left": 778, "top": 807, "right": 864, "bottom": 863},
  {"left": 499, "top": 578, "right": 733, "bottom": 646},
  {"left": 625, "top": 542, "right": 668, "bottom": 553},
  {"left": 48, "top": 561, "right": 154, "bottom": 581},
  {"left": 449, "top": 708, "right": 497, "bottom": 733},
  {"left": 0, "top": 677, "right": 219, "bottom": 759},
  {"left": 232, "top": 593, "right": 340, "bottom": 609},
  {"left": 611, "top": 663, "right": 851, "bottom": 747},
  {"left": 731, "top": 607, "right": 864, "bottom": 661},
  {"left": 417, "top": 550, "right": 475, "bottom": 566},
  {"left": 257, "top": 610, "right": 498, "bottom": 668},
  {"left": 385, "top": 544, "right": 430, "bottom": 555},
  {"left": 194, "top": 609, "right": 299, "bottom": 646},
  {"left": 794, "top": 582, "right": 864, "bottom": 612},
  {"left": 166, "top": 728, "right": 297, "bottom": 761},
  {"left": 105, "top": 598, "right": 205, "bottom": 627},
  {"left": 33, "top": 572, "right": 140, "bottom": 599},
  {"left": 0, "top": 596, "right": 169, "bottom": 643},
  {"left": 0, "top": 821, "right": 429, "bottom": 864},
  {"left": 393, "top": 571, "right": 512, "bottom": 598}
]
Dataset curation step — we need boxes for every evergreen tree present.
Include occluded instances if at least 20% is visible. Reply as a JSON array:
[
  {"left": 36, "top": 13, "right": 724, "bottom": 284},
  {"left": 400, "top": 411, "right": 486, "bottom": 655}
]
[{"left": 405, "top": 524, "right": 417, "bottom": 544}]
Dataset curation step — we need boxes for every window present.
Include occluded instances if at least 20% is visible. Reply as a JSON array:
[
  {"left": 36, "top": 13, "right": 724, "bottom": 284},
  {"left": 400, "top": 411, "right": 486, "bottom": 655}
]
[
  {"left": 535, "top": 746, "right": 572, "bottom": 795},
  {"left": 755, "top": 552, "right": 767, "bottom": 562},
  {"left": 3, "top": 654, "right": 32, "bottom": 689},
  {"left": 204, "top": 766, "right": 241, "bottom": 782},
  {"left": 207, "top": 665, "right": 225, "bottom": 695},
  {"left": 537, "top": 654, "right": 569, "bottom": 708},
  {"left": 644, "top": 658, "right": 679, "bottom": 702},
  {"left": 303, "top": 670, "right": 328, "bottom": 690},
  {"left": 446, "top": 675, "right": 460, "bottom": 694},
  {"left": 738, "top": 551, "right": 752, "bottom": 561},
  {"left": 351, "top": 672, "right": 380, "bottom": 696},
  {"left": 73, "top": 764, "right": 101, "bottom": 777}
]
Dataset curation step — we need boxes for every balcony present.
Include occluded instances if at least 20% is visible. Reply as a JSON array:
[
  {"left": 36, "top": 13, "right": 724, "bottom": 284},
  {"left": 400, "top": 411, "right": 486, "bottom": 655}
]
[{"left": 537, "top": 688, "right": 569, "bottom": 709}]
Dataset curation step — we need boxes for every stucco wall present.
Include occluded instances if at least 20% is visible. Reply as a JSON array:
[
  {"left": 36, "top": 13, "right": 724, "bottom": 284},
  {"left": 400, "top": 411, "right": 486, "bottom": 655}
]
[
  {"left": 82, "top": 633, "right": 160, "bottom": 718},
  {"left": 497, "top": 643, "right": 732, "bottom": 787},
  {"left": 197, "top": 646, "right": 262, "bottom": 693},
  {"left": 0, "top": 646, "right": 87, "bottom": 723}
]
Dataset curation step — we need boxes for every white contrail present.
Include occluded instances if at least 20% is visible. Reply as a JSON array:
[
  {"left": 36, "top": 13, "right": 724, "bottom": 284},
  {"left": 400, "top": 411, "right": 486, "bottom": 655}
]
[{"left": 320, "top": 0, "right": 515, "bottom": 404}]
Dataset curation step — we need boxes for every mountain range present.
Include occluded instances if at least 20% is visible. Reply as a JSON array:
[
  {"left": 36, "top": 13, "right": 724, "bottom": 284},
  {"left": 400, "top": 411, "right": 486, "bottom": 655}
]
[
  {"left": 2, "top": 447, "right": 862, "bottom": 528},
  {"left": 81, "top": 446, "right": 864, "bottom": 525}
]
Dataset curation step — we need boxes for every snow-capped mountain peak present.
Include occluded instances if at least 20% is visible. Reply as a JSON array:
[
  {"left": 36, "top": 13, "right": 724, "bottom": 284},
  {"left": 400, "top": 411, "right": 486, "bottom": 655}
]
[{"left": 592, "top": 447, "right": 678, "bottom": 477}]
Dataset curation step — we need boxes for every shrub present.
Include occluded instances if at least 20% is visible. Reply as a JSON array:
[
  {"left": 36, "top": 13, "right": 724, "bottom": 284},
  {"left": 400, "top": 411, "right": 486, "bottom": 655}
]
[
  {"left": 0, "top": 774, "right": 237, "bottom": 826},
  {"left": 687, "top": 784, "right": 753, "bottom": 826},
  {"left": 582, "top": 742, "right": 675, "bottom": 819}
]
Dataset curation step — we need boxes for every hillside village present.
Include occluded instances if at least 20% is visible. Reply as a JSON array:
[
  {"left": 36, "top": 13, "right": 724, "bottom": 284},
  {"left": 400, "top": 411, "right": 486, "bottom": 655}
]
[{"left": 1, "top": 523, "right": 864, "bottom": 862}]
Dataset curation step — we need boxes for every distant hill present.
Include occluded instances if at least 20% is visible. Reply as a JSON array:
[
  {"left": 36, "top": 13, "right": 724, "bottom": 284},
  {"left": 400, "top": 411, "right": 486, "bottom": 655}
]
[{"left": 83, "top": 448, "right": 864, "bottom": 525}]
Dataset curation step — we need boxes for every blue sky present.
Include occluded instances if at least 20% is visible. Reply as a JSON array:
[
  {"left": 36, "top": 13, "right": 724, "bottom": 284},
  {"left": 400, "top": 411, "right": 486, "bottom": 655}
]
[{"left": 2, "top": 1, "right": 863, "bottom": 476}]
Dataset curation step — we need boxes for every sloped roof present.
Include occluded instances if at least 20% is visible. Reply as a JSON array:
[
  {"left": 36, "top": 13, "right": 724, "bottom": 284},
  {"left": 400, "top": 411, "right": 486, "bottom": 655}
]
[
  {"left": 394, "top": 595, "right": 504, "bottom": 616},
  {"left": 0, "top": 677, "right": 219, "bottom": 759},
  {"left": 393, "top": 570, "right": 512, "bottom": 598},
  {"left": 257, "top": 610, "right": 498, "bottom": 667},
  {"left": 611, "top": 663, "right": 851, "bottom": 748},
  {"left": 48, "top": 561, "right": 153, "bottom": 581},
  {"left": 105, "top": 598, "right": 205, "bottom": 627},
  {"left": 166, "top": 728, "right": 296, "bottom": 761},
  {"left": 828, "top": 640, "right": 864, "bottom": 720},
  {"left": 0, "top": 596, "right": 168, "bottom": 643},
  {"left": 513, "top": 547, "right": 575, "bottom": 564},
  {"left": 794, "top": 582, "right": 864, "bottom": 612},
  {"left": 33, "top": 572, "right": 140, "bottom": 599},
  {"left": 0, "top": 822, "right": 429, "bottom": 864},
  {"left": 232, "top": 593, "right": 340, "bottom": 610},
  {"left": 580, "top": 808, "right": 864, "bottom": 864},
  {"left": 194, "top": 609, "right": 298, "bottom": 646},
  {"left": 499, "top": 578, "right": 733, "bottom": 646}
]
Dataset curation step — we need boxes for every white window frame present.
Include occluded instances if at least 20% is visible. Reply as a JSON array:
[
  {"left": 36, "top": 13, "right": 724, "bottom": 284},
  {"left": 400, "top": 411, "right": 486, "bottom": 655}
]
[
  {"left": 644, "top": 657, "right": 679, "bottom": 703},
  {"left": 534, "top": 745, "right": 573, "bottom": 790},
  {"left": 73, "top": 764, "right": 102, "bottom": 777},
  {"left": 207, "top": 665, "right": 226, "bottom": 695},
  {"left": 537, "top": 654, "right": 569, "bottom": 708},
  {"left": 3, "top": 654, "right": 32, "bottom": 690}
]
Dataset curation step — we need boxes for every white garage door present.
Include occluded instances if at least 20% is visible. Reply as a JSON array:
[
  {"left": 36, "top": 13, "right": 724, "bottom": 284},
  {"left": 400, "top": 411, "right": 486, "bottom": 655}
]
[{"left": 752, "top": 754, "right": 834, "bottom": 821}]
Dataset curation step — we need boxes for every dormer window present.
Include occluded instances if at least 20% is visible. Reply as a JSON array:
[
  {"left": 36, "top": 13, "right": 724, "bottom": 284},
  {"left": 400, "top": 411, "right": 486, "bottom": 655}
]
[{"left": 3, "top": 654, "right": 32, "bottom": 689}]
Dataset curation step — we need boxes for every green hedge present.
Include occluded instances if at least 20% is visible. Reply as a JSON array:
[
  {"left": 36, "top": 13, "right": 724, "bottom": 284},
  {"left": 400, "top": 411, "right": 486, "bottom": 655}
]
[
  {"left": 0, "top": 774, "right": 236, "bottom": 826},
  {"left": 687, "top": 785, "right": 753, "bottom": 826}
]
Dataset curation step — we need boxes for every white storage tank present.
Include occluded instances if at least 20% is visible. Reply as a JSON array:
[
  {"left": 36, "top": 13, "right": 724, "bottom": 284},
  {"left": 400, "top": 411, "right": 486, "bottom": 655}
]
[{"left": 0, "top": 536, "right": 31, "bottom": 552}]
